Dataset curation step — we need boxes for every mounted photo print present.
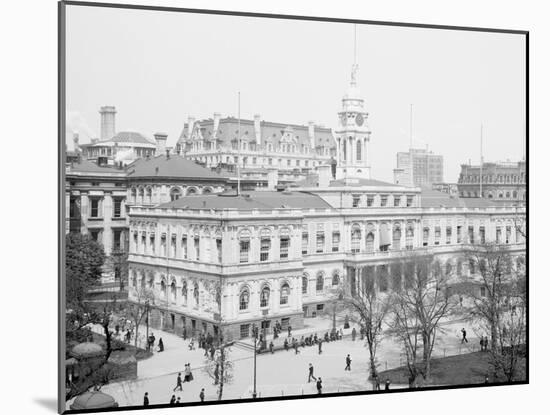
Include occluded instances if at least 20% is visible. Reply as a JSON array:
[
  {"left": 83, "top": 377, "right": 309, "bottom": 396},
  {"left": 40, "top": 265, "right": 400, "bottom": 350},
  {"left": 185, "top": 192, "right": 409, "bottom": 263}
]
[{"left": 59, "top": 1, "right": 528, "bottom": 413}]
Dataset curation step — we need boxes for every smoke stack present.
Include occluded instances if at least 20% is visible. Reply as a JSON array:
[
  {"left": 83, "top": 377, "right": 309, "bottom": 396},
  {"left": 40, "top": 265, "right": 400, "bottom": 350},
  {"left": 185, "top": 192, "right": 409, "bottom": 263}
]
[
  {"left": 154, "top": 132, "right": 168, "bottom": 156},
  {"left": 308, "top": 121, "right": 315, "bottom": 149},
  {"left": 267, "top": 168, "right": 278, "bottom": 190},
  {"left": 213, "top": 113, "right": 221, "bottom": 139},
  {"left": 254, "top": 114, "right": 262, "bottom": 147},
  {"left": 73, "top": 132, "right": 80, "bottom": 152},
  {"left": 318, "top": 164, "right": 331, "bottom": 188},
  {"left": 187, "top": 116, "right": 195, "bottom": 140},
  {"left": 99, "top": 106, "right": 116, "bottom": 141}
]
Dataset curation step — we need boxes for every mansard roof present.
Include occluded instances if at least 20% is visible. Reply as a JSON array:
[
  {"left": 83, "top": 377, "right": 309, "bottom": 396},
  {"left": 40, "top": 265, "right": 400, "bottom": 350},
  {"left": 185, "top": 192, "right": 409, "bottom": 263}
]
[{"left": 126, "top": 155, "right": 226, "bottom": 181}]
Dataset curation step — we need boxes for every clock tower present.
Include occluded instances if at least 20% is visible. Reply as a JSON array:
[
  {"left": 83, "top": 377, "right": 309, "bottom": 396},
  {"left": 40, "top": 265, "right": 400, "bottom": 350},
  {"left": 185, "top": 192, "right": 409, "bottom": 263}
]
[{"left": 335, "top": 62, "right": 372, "bottom": 180}]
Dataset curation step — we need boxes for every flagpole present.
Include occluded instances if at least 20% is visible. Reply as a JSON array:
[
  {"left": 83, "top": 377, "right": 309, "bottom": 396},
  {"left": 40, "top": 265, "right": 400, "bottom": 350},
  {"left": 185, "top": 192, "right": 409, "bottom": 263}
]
[
  {"left": 480, "top": 123, "right": 483, "bottom": 198},
  {"left": 237, "top": 91, "right": 241, "bottom": 196}
]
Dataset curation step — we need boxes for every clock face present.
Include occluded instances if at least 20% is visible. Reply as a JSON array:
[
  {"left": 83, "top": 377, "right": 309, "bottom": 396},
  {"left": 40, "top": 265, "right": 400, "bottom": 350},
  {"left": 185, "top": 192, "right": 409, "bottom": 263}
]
[{"left": 356, "top": 113, "right": 364, "bottom": 126}]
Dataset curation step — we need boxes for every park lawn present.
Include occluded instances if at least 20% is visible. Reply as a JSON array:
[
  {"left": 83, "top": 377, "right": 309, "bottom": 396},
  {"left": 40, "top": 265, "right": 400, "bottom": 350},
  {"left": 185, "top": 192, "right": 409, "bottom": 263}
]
[{"left": 377, "top": 351, "right": 526, "bottom": 386}]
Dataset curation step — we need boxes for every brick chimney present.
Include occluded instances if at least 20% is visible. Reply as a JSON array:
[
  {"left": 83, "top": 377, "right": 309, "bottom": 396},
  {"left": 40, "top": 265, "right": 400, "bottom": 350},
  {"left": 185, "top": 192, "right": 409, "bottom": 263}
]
[
  {"left": 154, "top": 132, "right": 168, "bottom": 156},
  {"left": 254, "top": 114, "right": 262, "bottom": 147},
  {"left": 213, "top": 113, "right": 221, "bottom": 139},
  {"left": 99, "top": 106, "right": 116, "bottom": 140},
  {"left": 308, "top": 121, "right": 315, "bottom": 149},
  {"left": 187, "top": 116, "right": 195, "bottom": 140}
]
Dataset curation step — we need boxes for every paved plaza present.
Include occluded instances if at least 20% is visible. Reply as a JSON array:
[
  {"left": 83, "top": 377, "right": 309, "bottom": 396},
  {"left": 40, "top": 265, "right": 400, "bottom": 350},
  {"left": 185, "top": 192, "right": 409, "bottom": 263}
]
[{"left": 68, "top": 314, "right": 480, "bottom": 408}]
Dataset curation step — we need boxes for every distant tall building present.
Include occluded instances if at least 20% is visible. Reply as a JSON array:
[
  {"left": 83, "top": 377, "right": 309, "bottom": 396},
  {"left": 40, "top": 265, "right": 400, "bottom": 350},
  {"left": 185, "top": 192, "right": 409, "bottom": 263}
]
[
  {"left": 457, "top": 160, "right": 526, "bottom": 202},
  {"left": 393, "top": 148, "right": 444, "bottom": 187}
]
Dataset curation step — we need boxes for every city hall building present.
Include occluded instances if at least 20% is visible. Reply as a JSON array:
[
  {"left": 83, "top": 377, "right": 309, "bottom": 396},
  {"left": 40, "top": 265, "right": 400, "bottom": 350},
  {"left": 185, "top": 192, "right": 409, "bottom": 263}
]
[{"left": 123, "top": 64, "right": 525, "bottom": 341}]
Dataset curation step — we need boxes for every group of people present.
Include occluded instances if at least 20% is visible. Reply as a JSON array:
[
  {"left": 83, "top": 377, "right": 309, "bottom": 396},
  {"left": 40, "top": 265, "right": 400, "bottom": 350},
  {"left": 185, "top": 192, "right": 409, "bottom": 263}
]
[
  {"left": 143, "top": 387, "right": 206, "bottom": 406},
  {"left": 479, "top": 335, "right": 489, "bottom": 351},
  {"left": 271, "top": 320, "right": 290, "bottom": 339},
  {"left": 281, "top": 329, "right": 346, "bottom": 355},
  {"left": 147, "top": 332, "right": 164, "bottom": 352}
]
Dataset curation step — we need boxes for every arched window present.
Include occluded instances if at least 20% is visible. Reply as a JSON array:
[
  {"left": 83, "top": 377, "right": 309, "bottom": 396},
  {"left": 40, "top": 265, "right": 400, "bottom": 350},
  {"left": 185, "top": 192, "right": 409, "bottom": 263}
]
[
  {"left": 187, "top": 187, "right": 197, "bottom": 196},
  {"left": 203, "top": 187, "right": 213, "bottom": 194},
  {"left": 332, "top": 271, "right": 340, "bottom": 286},
  {"left": 260, "top": 286, "right": 270, "bottom": 307},
  {"left": 423, "top": 227, "right": 429, "bottom": 246},
  {"left": 316, "top": 273, "right": 324, "bottom": 292},
  {"left": 406, "top": 225, "right": 414, "bottom": 249},
  {"left": 469, "top": 259, "right": 476, "bottom": 275},
  {"left": 181, "top": 281, "right": 188, "bottom": 305},
  {"left": 170, "top": 187, "right": 182, "bottom": 201},
  {"left": 146, "top": 187, "right": 152, "bottom": 204},
  {"left": 365, "top": 231, "right": 374, "bottom": 252},
  {"left": 193, "top": 282, "right": 199, "bottom": 307},
  {"left": 351, "top": 225, "right": 361, "bottom": 253},
  {"left": 513, "top": 190, "right": 518, "bottom": 199},
  {"left": 130, "top": 188, "right": 137, "bottom": 203},
  {"left": 392, "top": 225, "right": 401, "bottom": 250},
  {"left": 302, "top": 275, "right": 308, "bottom": 294},
  {"left": 148, "top": 274, "right": 154, "bottom": 289},
  {"left": 160, "top": 279, "right": 167, "bottom": 297},
  {"left": 239, "top": 288, "right": 250, "bottom": 310},
  {"left": 138, "top": 187, "right": 144, "bottom": 202},
  {"left": 280, "top": 283, "right": 290, "bottom": 305},
  {"left": 170, "top": 281, "right": 176, "bottom": 302},
  {"left": 356, "top": 139, "right": 362, "bottom": 161}
]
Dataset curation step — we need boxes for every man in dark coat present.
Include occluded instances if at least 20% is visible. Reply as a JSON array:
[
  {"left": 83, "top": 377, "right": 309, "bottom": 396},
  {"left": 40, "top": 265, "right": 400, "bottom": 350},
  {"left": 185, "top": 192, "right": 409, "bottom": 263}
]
[
  {"left": 461, "top": 328, "right": 468, "bottom": 343},
  {"left": 173, "top": 373, "right": 183, "bottom": 391},
  {"left": 169, "top": 395, "right": 176, "bottom": 405},
  {"left": 316, "top": 377, "right": 323, "bottom": 394},
  {"left": 308, "top": 363, "right": 317, "bottom": 383},
  {"left": 200, "top": 388, "right": 205, "bottom": 402},
  {"left": 318, "top": 339, "right": 323, "bottom": 355},
  {"left": 345, "top": 354, "right": 352, "bottom": 371},
  {"left": 143, "top": 392, "right": 149, "bottom": 406},
  {"left": 269, "top": 341, "right": 274, "bottom": 354}
]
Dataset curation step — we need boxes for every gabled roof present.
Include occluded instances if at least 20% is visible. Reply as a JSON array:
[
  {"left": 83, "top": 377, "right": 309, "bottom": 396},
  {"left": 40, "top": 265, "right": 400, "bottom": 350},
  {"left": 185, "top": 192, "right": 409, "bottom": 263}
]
[
  {"left": 126, "top": 155, "right": 226, "bottom": 181},
  {"left": 67, "top": 159, "right": 124, "bottom": 175},
  {"left": 157, "top": 190, "right": 332, "bottom": 211},
  {"left": 420, "top": 188, "right": 501, "bottom": 208},
  {"left": 82, "top": 131, "right": 156, "bottom": 148}
]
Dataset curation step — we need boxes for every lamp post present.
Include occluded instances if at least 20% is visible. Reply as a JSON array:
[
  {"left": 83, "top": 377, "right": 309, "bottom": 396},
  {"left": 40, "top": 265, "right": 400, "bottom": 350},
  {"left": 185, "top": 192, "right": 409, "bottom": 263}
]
[
  {"left": 252, "top": 323, "right": 258, "bottom": 399},
  {"left": 145, "top": 299, "right": 150, "bottom": 351}
]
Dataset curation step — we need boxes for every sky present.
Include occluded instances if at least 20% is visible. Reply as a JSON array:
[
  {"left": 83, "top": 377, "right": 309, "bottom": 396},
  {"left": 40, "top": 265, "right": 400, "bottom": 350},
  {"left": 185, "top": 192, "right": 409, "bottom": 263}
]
[{"left": 65, "top": 5, "right": 526, "bottom": 183}]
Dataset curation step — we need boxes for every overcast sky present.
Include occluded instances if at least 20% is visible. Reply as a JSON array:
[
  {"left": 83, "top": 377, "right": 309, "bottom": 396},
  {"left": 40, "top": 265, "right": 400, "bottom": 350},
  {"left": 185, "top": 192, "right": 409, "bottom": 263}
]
[{"left": 65, "top": 5, "right": 526, "bottom": 182}]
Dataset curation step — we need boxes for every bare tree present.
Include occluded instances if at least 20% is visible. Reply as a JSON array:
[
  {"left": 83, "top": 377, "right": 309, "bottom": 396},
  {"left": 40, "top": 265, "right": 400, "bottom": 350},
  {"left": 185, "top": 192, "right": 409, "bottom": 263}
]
[
  {"left": 66, "top": 294, "right": 123, "bottom": 401},
  {"left": 203, "top": 338, "right": 234, "bottom": 400},
  {"left": 340, "top": 274, "right": 390, "bottom": 389},
  {"left": 122, "top": 287, "right": 155, "bottom": 349},
  {"left": 387, "top": 253, "right": 456, "bottom": 386},
  {"left": 461, "top": 243, "right": 526, "bottom": 382}
]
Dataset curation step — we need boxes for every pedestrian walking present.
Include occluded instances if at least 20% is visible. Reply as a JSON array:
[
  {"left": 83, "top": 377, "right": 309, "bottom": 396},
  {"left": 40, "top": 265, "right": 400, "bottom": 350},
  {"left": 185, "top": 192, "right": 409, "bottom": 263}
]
[
  {"left": 143, "top": 392, "right": 149, "bottom": 406},
  {"left": 480, "top": 337, "right": 484, "bottom": 351},
  {"left": 385, "top": 379, "right": 391, "bottom": 390},
  {"left": 284, "top": 338, "right": 289, "bottom": 351},
  {"left": 182, "top": 327, "right": 187, "bottom": 341},
  {"left": 316, "top": 377, "right": 323, "bottom": 394},
  {"left": 173, "top": 373, "right": 183, "bottom": 391},
  {"left": 157, "top": 338, "right": 164, "bottom": 352},
  {"left": 345, "top": 354, "right": 352, "bottom": 371},
  {"left": 351, "top": 327, "right": 357, "bottom": 341},
  {"left": 269, "top": 341, "right": 274, "bottom": 354},
  {"left": 294, "top": 340, "right": 300, "bottom": 355},
  {"left": 288, "top": 325, "right": 292, "bottom": 337},
  {"left": 318, "top": 339, "right": 323, "bottom": 355},
  {"left": 308, "top": 363, "right": 317, "bottom": 383},
  {"left": 200, "top": 388, "right": 205, "bottom": 402},
  {"left": 169, "top": 395, "right": 176, "bottom": 405},
  {"left": 461, "top": 328, "right": 468, "bottom": 343},
  {"left": 483, "top": 336, "right": 489, "bottom": 351}
]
